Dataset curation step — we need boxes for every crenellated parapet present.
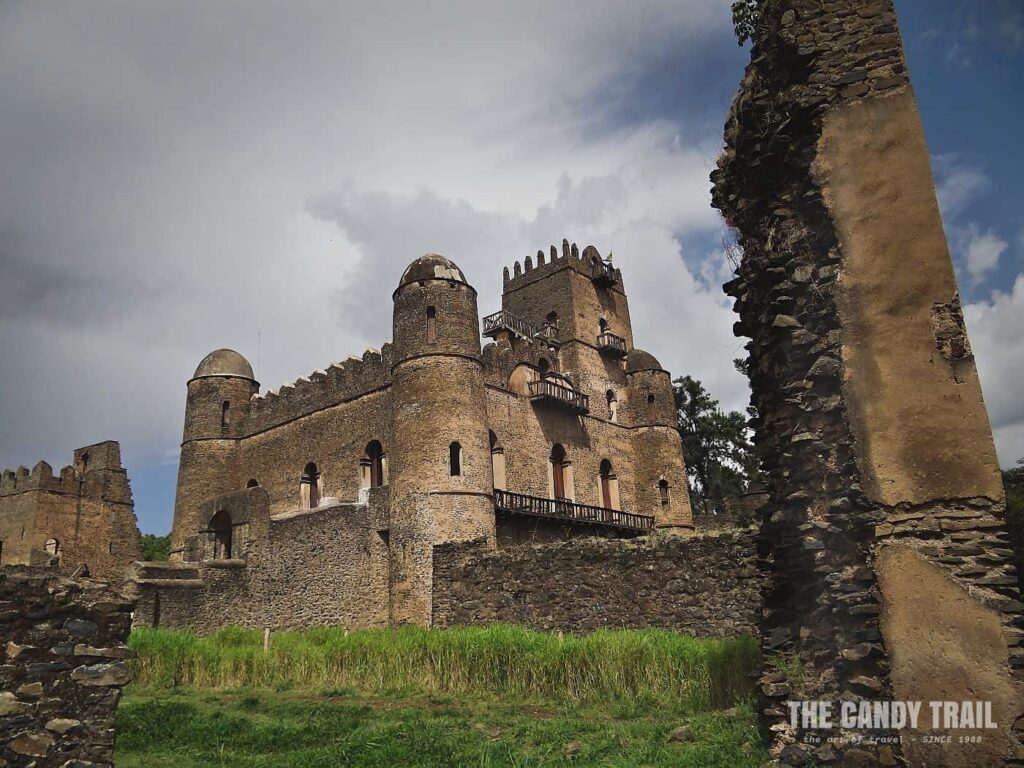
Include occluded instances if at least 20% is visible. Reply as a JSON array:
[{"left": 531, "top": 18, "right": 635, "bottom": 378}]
[
  {"left": 0, "top": 443, "right": 132, "bottom": 502},
  {"left": 502, "top": 239, "right": 622, "bottom": 294},
  {"left": 246, "top": 343, "right": 394, "bottom": 433}
]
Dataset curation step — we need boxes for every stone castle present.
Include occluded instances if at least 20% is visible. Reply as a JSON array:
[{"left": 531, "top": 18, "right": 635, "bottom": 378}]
[
  {"left": 0, "top": 441, "right": 140, "bottom": 582},
  {"left": 129, "top": 242, "right": 693, "bottom": 629}
]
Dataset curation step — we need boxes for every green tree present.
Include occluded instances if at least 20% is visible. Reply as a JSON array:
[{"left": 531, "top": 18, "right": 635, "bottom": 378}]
[
  {"left": 673, "top": 375, "right": 758, "bottom": 518},
  {"left": 731, "top": 0, "right": 764, "bottom": 46},
  {"left": 140, "top": 533, "right": 171, "bottom": 561}
]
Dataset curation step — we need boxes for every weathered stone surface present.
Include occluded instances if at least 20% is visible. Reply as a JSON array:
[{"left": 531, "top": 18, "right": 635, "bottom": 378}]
[
  {"left": 433, "top": 532, "right": 761, "bottom": 636},
  {"left": 0, "top": 567, "right": 133, "bottom": 768},
  {"left": 0, "top": 442, "right": 140, "bottom": 584},
  {"left": 711, "top": 0, "right": 1020, "bottom": 765}
]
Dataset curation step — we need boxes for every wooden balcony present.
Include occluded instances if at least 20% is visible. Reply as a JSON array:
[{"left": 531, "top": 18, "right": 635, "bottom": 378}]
[
  {"left": 494, "top": 488, "right": 654, "bottom": 532},
  {"left": 528, "top": 378, "right": 589, "bottom": 414},
  {"left": 590, "top": 260, "right": 618, "bottom": 287},
  {"left": 483, "top": 310, "right": 534, "bottom": 340},
  {"left": 596, "top": 331, "right": 627, "bottom": 358}
]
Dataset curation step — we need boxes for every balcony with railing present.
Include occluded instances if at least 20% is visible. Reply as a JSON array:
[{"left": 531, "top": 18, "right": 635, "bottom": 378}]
[
  {"left": 528, "top": 378, "right": 589, "bottom": 414},
  {"left": 494, "top": 488, "right": 654, "bottom": 532},
  {"left": 483, "top": 309, "right": 535, "bottom": 340},
  {"left": 589, "top": 260, "right": 618, "bottom": 287},
  {"left": 596, "top": 331, "right": 627, "bottom": 358}
]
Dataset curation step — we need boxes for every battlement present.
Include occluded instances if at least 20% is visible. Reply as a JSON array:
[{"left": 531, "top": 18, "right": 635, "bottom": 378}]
[
  {"left": 503, "top": 239, "right": 622, "bottom": 294},
  {"left": 0, "top": 442, "right": 128, "bottom": 498},
  {"left": 245, "top": 343, "right": 394, "bottom": 433}
]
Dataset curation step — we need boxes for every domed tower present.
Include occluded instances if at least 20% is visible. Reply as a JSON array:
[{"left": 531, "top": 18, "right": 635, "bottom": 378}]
[
  {"left": 389, "top": 255, "right": 494, "bottom": 625},
  {"left": 170, "top": 349, "right": 259, "bottom": 558},
  {"left": 625, "top": 349, "right": 693, "bottom": 530}
]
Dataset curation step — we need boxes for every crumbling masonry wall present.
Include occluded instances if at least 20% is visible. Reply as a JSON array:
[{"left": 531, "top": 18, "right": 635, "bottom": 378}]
[
  {"left": 0, "top": 566, "right": 134, "bottom": 767},
  {"left": 712, "top": 1, "right": 1022, "bottom": 765}
]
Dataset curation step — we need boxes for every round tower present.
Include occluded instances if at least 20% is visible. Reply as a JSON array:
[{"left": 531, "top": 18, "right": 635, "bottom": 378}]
[
  {"left": 625, "top": 349, "right": 693, "bottom": 530},
  {"left": 170, "top": 349, "right": 259, "bottom": 558},
  {"left": 388, "top": 254, "right": 494, "bottom": 625}
]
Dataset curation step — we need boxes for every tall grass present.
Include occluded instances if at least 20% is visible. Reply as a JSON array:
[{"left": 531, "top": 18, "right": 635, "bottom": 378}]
[{"left": 128, "top": 625, "right": 758, "bottom": 713}]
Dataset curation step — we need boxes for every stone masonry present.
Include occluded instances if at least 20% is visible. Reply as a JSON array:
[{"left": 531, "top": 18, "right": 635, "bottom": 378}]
[
  {"left": 433, "top": 531, "right": 761, "bottom": 637},
  {"left": 713, "top": 1, "right": 1023, "bottom": 765},
  {"left": 0, "top": 443, "right": 140, "bottom": 584},
  {"left": 145, "top": 248, "right": 694, "bottom": 631},
  {"left": 0, "top": 566, "right": 134, "bottom": 767}
]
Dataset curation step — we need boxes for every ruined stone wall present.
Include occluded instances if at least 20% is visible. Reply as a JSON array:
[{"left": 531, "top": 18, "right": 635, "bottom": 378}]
[
  {"left": 0, "top": 443, "right": 140, "bottom": 583},
  {"left": 432, "top": 531, "right": 761, "bottom": 636},
  {"left": 712, "top": 1, "right": 1021, "bottom": 764},
  {"left": 0, "top": 566, "right": 134, "bottom": 767}
]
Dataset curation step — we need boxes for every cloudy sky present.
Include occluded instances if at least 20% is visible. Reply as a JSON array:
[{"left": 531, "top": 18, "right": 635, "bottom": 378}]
[{"left": 1, "top": 1, "right": 1021, "bottom": 534}]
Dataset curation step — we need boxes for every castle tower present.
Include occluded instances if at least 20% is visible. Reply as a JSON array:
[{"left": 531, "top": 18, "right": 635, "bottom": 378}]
[
  {"left": 170, "top": 349, "right": 258, "bottom": 558},
  {"left": 624, "top": 349, "right": 692, "bottom": 529},
  {"left": 389, "top": 254, "right": 494, "bottom": 625}
]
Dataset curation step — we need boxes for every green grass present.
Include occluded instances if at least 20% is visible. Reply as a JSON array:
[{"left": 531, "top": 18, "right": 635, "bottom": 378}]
[{"left": 118, "top": 626, "right": 768, "bottom": 767}]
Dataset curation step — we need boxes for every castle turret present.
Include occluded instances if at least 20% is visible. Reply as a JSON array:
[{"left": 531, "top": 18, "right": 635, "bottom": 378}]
[
  {"left": 388, "top": 254, "right": 494, "bottom": 624},
  {"left": 624, "top": 349, "right": 693, "bottom": 529},
  {"left": 171, "top": 349, "right": 258, "bottom": 558}
]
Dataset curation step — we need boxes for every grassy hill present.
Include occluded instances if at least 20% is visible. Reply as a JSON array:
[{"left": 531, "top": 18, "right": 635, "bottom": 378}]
[{"left": 116, "top": 625, "right": 768, "bottom": 767}]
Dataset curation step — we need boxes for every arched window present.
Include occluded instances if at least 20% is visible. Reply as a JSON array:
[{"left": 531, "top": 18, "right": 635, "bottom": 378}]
[
  {"left": 546, "top": 311, "right": 558, "bottom": 326},
  {"left": 364, "top": 441, "right": 385, "bottom": 488},
  {"left": 647, "top": 393, "right": 656, "bottom": 421},
  {"left": 301, "top": 462, "right": 320, "bottom": 508},
  {"left": 599, "top": 459, "right": 618, "bottom": 510},
  {"left": 599, "top": 317, "right": 609, "bottom": 333},
  {"left": 489, "top": 431, "right": 506, "bottom": 490},
  {"left": 550, "top": 444, "right": 568, "bottom": 501},
  {"left": 210, "top": 509, "right": 233, "bottom": 559},
  {"left": 606, "top": 389, "right": 618, "bottom": 423},
  {"left": 449, "top": 442, "right": 463, "bottom": 476},
  {"left": 77, "top": 452, "right": 89, "bottom": 475},
  {"left": 659, "top": 479, "right": 671, "bottom": 507},
  {"left": 538, "top": 357, "right": 550, "bottom": 377},
  {"left": 426, "top": 306, "right": 437, "bottom": 343},
  {"left": 246, "top": 478, "right": 259, "bottom": 488},
  {"left": 221, "top": 400, "right": 230, "bottom": 429},
  {"left": 44, "top": 538, "right": 60, "bottom": 556}
]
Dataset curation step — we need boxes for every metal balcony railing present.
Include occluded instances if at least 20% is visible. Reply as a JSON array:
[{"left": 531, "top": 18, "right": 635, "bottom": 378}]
[
  {"left": 596, "top": 331, "right": 627, "bottom": 358},
  {"left": 494, "top": 488, "right": 654, "bottom": 531},
  {"left": 590, "top": 260, "right": 618, "bottom": 286},
  {"left": 528, "top": 378, "right": 589, "bottom": 414},
  {"left": 483, "top": 310, "right": 535, "bottom": 339}
]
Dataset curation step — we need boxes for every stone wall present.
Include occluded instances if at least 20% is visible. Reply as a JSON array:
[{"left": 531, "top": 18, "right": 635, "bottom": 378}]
[
  {"left": 132, "top": 488, "right": 391, "bottom": 632},
  {"left": 432, "top": 531, "right": 761, "bottom": 637},
  {"left": 0, "top": 442, "right": 140, "bottom": 583},
  {"left": 712, "top": 1, "right": 1022, "bottom": 765},
  {"left": 0, "top": 566, "right": 134, "bottom": 767}
]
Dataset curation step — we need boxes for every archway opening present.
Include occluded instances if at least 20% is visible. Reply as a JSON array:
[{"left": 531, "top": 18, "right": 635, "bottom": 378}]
[
  {"left": 365, "top": 441, "right": 385, "bottom": 488},
  {"left": 210, "top": 509, "right": 233, "bottom": 559},
  {"left": 302, "top": 462, "right": 320, "bottom": 508},
  {"left": 550, "top": 444, "right": 568, "bottom": 501}
]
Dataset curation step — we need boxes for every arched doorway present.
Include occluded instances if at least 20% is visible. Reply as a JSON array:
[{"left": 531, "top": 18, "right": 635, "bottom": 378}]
[
  {"left": 210, "top": 510, "right": 233, "bottom": 559},
  {"left": 364, "top": 441, "right": 385, "bottom": 488},
  {"left": 599, "top": 459, "right": 615, "bottom": 509},
  {"left": 489, "top": 431, "right": 506, "bottom": 490},
  {"left": 301, "top": 462, "right": 320, "bottom": 508},
  {"left": 550, "top": 444, "right": 568, "bottom": 501}
]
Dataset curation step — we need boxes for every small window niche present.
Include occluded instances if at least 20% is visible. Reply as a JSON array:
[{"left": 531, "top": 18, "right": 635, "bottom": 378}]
[
  {"left": 449, "top": 442, "right": 463, "bottom": 476},
  {"left": 426, "top": 306, "right": 437, "bottom": 343}
]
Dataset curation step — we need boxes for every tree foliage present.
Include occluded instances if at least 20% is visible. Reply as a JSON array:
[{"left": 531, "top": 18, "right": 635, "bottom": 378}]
[
  {"left": 673, "top": 375, "right": 759, "bottom": 520},
  {"left": 140, "top": 533, "right": 171, "bottom": 561},
  {"left": 731, "top": 0, "right": 764, "bottom": 46}
]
